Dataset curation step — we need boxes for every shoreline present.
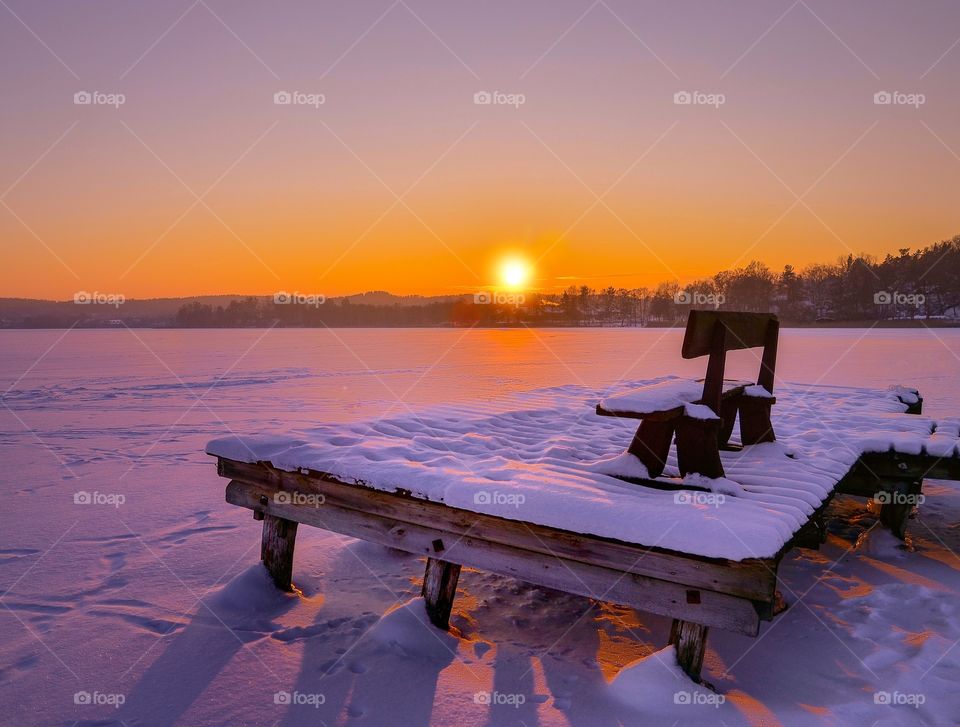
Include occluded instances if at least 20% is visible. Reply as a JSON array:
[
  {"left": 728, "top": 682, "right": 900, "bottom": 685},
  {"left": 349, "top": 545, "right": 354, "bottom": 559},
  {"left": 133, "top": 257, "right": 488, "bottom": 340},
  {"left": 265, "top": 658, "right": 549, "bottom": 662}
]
[{"left": 3, "top": 320, "right": 959, "bottom": 331}]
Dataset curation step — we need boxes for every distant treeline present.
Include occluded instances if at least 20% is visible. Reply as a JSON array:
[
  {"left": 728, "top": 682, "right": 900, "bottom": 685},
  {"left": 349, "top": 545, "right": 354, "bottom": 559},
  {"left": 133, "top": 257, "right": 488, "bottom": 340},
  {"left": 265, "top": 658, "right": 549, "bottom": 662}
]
[
  {"left": 173, "top": 235, "right": 960, "bottom": 327},
  {"left": 3, "top": 235, "right": 959, "bottom": 328}
]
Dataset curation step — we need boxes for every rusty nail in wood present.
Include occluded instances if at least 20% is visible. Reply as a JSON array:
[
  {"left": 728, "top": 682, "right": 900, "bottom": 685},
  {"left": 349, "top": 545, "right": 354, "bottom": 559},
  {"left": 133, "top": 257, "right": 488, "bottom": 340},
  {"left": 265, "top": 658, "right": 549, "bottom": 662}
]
[
  {"left": 432, "top": 539, "right": 444, "bottom": 553},
  {"left": 685, "top": 589, "right": 701, "bottom": 605}
]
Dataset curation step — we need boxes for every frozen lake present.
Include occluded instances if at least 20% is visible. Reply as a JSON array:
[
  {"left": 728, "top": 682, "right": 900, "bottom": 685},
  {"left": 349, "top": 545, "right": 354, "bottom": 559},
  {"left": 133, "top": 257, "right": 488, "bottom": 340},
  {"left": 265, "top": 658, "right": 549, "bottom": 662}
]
[{"left": 2, "top": 327, "right": 959, "bottom": 726}]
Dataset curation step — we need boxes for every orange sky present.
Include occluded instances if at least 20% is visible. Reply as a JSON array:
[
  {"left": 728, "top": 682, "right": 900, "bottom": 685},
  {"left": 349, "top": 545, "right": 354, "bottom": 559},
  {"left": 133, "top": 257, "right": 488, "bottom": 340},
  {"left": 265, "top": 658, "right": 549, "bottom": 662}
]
[{"left": 2, "top": 1, "right": 959, "bottom": 300}]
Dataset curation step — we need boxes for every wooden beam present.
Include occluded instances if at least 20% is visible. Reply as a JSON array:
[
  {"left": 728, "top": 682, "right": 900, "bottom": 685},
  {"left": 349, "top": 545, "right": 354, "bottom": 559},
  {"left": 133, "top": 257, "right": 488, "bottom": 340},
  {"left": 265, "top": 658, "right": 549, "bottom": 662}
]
[
  {"left": 682, "top": 311, "right": 777, "bottom": 359},
  {"left": 261, "top": 513, "right": 298, "bottom": 591},
  {"left": 225, "top": 479, "right": 763, "bottom": 635},
  {"left": 422, "top": 557, "right": 461, "bottom": 629},
  {"left": 700, "top": 321, "right": 727, "bottom": 414},
  {"left": 217, "top": 458, "right": 778, "bottom": 603},
  {"left": 878, "top": 480, "right": 922, "bottom": 540},
  {"left": 626, "top": 419, "right": 675, "bottom": 479},
  {"left": 674, "top": 416, "right": 725, "bottom": 478},
  {"left": 838, "top": 451, "right": 960, "bottom": 491},
  {"left": 739, "top": 397, "right": 776, "bottom": 445},
  {"left": 718, "top": 393, "right": 741, "bottom": 446},
  {"left": 670, "top": 619, "right": 708, "bottom": 681},
  {"left": 757, "top": 318, "right": 779, "bottom": 394}
]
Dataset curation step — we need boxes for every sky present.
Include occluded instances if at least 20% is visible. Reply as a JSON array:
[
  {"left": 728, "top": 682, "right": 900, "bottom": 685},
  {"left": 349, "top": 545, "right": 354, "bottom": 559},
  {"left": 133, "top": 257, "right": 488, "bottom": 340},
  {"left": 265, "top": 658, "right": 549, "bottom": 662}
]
[{"left": 1, "top": 0, "right": 959, "bottom": 300}]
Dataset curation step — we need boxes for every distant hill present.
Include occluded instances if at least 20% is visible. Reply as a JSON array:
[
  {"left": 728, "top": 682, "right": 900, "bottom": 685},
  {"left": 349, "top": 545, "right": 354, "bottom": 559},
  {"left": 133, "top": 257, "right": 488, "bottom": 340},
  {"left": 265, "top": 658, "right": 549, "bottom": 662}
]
[
  {"left": 0, "top": 292, "right": 474, "bottom": 328},
  {"left": 339, "top": 290, "right": 466, "bottom": 307}
]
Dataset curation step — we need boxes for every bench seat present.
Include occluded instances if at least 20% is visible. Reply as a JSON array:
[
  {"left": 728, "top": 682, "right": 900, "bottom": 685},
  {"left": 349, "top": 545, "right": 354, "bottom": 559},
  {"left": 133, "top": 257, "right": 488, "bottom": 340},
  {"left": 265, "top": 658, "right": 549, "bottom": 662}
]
[{"left": 596, "top": 378, "right": 754, "bottom": 420}]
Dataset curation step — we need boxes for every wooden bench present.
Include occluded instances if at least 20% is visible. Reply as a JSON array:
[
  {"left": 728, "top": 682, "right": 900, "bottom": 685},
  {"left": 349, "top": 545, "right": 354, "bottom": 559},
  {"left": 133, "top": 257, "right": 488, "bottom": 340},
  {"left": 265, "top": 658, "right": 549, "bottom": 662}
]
[{"left": 597, "top": 310, "right": 779, "bottom": 479}]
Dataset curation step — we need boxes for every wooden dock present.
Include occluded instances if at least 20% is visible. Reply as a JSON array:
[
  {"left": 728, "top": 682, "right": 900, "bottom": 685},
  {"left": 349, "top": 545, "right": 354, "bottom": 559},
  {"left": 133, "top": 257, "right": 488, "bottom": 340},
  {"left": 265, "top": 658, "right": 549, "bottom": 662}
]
[{"left": 211, "top": 441, "right": 957, "bottom": 682}]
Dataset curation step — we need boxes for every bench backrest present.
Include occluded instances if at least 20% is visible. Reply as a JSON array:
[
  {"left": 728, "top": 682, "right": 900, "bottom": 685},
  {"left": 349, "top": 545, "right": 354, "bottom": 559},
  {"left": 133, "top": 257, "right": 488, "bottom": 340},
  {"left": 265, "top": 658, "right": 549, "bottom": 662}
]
[{"left": 681, "top": 310, "right": 779, "bottom": 413}]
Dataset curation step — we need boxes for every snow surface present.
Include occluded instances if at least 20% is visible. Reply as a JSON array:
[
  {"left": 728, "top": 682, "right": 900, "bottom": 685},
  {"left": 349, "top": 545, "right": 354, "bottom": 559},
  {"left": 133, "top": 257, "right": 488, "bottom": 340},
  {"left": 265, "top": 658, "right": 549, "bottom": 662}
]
[
  {"left": 4, "top": 328, "right": 960, "bottom": 726},
  {"left": 743, "top": 384, "right": 774, "bottom": 398},
  {"left": 683, "top": 401, "right": 720, "bottom": 420},
  {"left": 598, "top": 377, "right": 750, "bottom": 415},
  {"left": 208, "top": 376, "right": 950, "bottom": 561}
]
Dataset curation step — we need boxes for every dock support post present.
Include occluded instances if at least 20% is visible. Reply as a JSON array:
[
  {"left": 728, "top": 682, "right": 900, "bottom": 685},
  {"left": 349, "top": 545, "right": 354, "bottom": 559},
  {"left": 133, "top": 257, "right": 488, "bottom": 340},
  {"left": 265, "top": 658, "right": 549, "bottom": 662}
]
[
  {"left": 879, "top": 480, "right": 921, "bottom": 540},
  {"left": 261, "top": 514, "right": 298, "bottom": 591},
  {"left": 670, "top": 619, "right": 708, "bottom": 681},
  {"left": 422, "top": 557, "right": 461, "bottom": 629}
]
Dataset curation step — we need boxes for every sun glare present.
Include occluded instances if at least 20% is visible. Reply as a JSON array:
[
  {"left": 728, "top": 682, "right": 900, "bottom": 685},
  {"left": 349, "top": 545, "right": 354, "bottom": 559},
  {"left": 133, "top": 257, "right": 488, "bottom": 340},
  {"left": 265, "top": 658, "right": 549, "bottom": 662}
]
[{"left": 500, "top": 257, "right": 532, "bottom": 289}]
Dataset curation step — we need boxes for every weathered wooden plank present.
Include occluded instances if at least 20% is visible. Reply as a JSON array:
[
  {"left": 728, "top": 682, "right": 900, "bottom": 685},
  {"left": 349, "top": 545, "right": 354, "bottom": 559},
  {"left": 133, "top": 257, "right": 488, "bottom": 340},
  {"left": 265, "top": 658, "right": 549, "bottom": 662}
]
[
  {"left": 261, "top": 513, "right": 298, "bottom": 591},
  {"left": 674, "top": 416, "right": 724, "bottom": 479},
  {"left": 682, "top": 311, "right": 777, "bottom": 358},
  {"left": 218, "top": 458, "right": 777, "bottom": 602},
  {"left": 700, "top": 320, "right": 727, "bottom": 414},
  {"left": 840, "top": 451, "right": 960, "bottom": 486},
  {"left": 225, "top": 480, "right": 763, "bottom": 635},
  {"left": 626, "top": 419, "right": 675, "bottom": 478},
  {"left": 718, "top": 393, "right": 741, "bottom": 445},
  {"left": 739, "top": 396, "right": 776, "bottom": 445},
  {"left": 422, "top": 558, "right": 461, "bottom": 629},
  {"left": 670, "top": 619, "right": 708, "bottom": 681}
]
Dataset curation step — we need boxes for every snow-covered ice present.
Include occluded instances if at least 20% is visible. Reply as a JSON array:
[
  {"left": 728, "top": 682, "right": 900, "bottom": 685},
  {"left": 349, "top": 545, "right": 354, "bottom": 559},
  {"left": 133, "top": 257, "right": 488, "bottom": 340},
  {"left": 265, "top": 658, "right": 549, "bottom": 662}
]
[{"left": 3, "top": 328, "right": 960, "bottom": 726}]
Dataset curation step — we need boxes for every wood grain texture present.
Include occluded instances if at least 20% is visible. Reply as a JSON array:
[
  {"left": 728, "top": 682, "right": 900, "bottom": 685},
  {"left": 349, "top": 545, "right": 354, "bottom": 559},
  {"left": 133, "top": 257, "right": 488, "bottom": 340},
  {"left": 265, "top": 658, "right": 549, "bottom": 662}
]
[
  {"left": 261, "top": 513, "right": 298, "bottom": 591},
  {"left": 225, "top": 478, "right": 764, "bottom": 635},
  {"left": 422, "top": 558, "right": 461, "bottom": 629},
  {"left": 670, "top": 619, "right": 709, "bottom": 681},
  {"left": 218, "top": 458, "right": 778, "bottom": 602}
]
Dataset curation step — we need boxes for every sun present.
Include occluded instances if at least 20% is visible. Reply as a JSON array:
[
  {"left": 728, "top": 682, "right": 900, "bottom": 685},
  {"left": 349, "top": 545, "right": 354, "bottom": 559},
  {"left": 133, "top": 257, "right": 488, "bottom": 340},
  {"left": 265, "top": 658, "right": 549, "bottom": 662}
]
[{"left": 499, "top": 257, "right": 532, "bottom": 289}]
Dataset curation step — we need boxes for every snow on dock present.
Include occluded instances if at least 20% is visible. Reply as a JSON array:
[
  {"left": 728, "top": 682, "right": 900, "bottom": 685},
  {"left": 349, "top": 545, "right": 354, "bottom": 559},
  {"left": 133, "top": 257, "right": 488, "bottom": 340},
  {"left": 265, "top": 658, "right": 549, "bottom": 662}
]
[{"left": 207, "top": 376, "right": 951, "bottom": 561}]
